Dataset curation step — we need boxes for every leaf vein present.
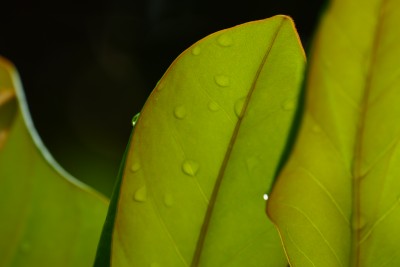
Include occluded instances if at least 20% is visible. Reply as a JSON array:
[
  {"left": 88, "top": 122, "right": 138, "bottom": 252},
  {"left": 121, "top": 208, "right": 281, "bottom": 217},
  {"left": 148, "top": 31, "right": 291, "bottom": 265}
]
[
  {"left": 359, "top": 198, "right": 400, "bottom": 244},
  {"left": 170, "top": 123, "right": 210, "bottom": 204},
  {"left": 191, "top": 17, "right": 286, "bottom": 267},
  {"left": 146, "top": 179, "right": 190, "bottom": 267},
  {"left": 294, "top": 162, "right": 350, "bottom": 225},
  {"left": 195, "top": 82, "right": 235, "bottom": 124},
  {"left": 220, "top": 229, "right": 269, "bottom": 267},
  {"left": 286, "top": 228, "right": 316, "bottom": 267},
  {"left": 283, "top": 204, "right": 344, "bottom": 267}
]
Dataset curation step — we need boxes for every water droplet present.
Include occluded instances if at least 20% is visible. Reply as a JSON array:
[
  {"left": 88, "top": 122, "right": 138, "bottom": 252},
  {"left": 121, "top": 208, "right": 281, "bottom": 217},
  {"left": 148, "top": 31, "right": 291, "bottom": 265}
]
[
  {"left": 174, "top": 106, "right": 187, "bottom": 119},
  {"left": 182, "top": 160, "right": 199, "bottom": 176},
  {"left": 263, "top": 194, "right": 269, "bottom": 201},
  {"left": 192, "top": 46, "right": 201, "bottom": 55},
  {"left": 214, "top": 75, "right": 230, "bottom": 87},
  {"left": 282, "top": 99, "right": 296, "bottom": 111},
  {"left": 208, "top": 101, "right": 220, "bottom": 112},
  {"left": 134, "top": 186, "right": 147, "bottom": 202},
  {"left": 164, "top": 194, "right": 174, "bottom": 207},
  {"left": 131, "top": 113, "right": 140, "bottom": 127},
  {"left": 234, "top": 97, "right": 246, "bottom": 117},
  {"left": 217, "top": 34, "right": 233, "bottom": 47},
  {"left": 131, "top": 162, "right": 141, "bottom": 173}
]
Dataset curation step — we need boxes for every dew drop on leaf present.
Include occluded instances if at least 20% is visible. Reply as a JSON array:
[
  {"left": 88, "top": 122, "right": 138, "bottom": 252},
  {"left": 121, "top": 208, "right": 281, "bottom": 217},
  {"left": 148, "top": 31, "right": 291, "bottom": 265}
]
[
  {"left": 191, "top": 46, "right": 201, "bottom": 56},
  {"left": 217, "top": 34, "right": 233, "bottom": 47},
  {"left": 163, "top": 194, "right": 174, "bottom": 207},
  {"left": 263, "top": 194, "right": 269, "bottom": 201},
  {"left": 130, "top": 162, "right": 141, "bottom": 173},
  {"left": 182, "top": 160, "right": 199, "bottom": 176},
  {"left": 134, "top": 186, "right": 147, "bottom": 203},
  {"left": 131, "top": 113, "right": 140, "bottom": 127},
  {"left": 208, "top": 101, "right": 220, "bottom": 112},
  {"left": 174, "top": 106, "right": 187, "bottom": 119},
  {"left": 234, "top": 97, "right": 246, "bottom": 117},
  {"left": 214, "top": 75, "right": 230, "bottom": 87}
]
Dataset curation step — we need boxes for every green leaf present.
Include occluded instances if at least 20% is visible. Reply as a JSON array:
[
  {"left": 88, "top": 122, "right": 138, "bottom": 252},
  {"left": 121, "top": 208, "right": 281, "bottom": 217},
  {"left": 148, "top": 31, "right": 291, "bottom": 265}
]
[
  {"left": 0, "top": 56, "right": 108, "bottom": 267},
  {"left": 268, "top": 1, "right": 400, "bottom": 266},
  {"left": 97, "top": 15, "right": 305, "bottom": 266}
]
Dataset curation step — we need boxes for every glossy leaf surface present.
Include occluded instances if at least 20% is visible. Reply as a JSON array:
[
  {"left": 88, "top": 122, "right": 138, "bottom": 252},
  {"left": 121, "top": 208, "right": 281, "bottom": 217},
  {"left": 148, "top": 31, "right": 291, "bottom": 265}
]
[
  {"left": 0, "top": 57, "right": 108, "bottom": 267},
  {"left": 101, "top": 15, "right": 305, "bottom": 267},
  {"left": 268, "top": 1, "right": 400, "bottom": 266}
]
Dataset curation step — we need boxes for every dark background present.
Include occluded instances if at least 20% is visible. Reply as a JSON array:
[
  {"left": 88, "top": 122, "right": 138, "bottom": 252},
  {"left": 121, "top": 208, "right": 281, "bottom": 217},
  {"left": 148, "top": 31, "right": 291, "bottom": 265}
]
[{"left": 0, "top": 0, "right": 325, "bottom": 197}]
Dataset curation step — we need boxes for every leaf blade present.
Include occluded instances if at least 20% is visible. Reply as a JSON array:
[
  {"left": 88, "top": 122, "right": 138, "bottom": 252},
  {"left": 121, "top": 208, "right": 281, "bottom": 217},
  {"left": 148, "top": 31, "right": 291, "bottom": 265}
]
[
  {"left": 268, "top": 1, "right": 400, "bottom": 266},
  {"left": 0, "top": 57, "right": 108, "bottom": 267},
  {"left": 106, "top": 15, "right": 305, "bottom": 267}
]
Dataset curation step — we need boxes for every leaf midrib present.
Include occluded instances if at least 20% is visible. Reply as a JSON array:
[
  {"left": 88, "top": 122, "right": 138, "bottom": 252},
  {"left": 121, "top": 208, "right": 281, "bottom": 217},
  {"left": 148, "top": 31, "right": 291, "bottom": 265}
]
[
  {"left": 190, "top": 17, "right": 286, "bottom": 267},
  {"left": 351, "top": 1, "right": 387, "bottom": 266}
]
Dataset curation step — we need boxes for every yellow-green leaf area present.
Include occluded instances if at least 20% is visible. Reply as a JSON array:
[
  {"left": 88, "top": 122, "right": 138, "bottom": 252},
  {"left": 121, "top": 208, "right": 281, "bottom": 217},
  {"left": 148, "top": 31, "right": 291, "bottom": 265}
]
[
  {"left": 0, "top": 57, "right": 108, "bottom": 267},
  {"left": 112, "top": 15, "right": 305, "bottom": 266},
  {"left": 268, "top": 0, "right": 400, "bottom": 266}
]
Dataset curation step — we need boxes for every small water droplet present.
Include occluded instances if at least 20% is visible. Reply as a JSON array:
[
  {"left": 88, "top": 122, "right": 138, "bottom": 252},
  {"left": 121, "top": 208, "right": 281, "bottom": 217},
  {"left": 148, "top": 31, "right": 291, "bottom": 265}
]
[
  {"left": 164, "top": 194, "right": 174, "bottom": 207},
  {"left": 214, "top": 75, "right": 230, "bottom": 87},
  {"left": 282, "top": 99, "right": 296, "bottom": 111},
  {"left": 263, "top": 194, "right": 269, "bottom": 201},
  {"left": 234, "top": 97, "right": 246, "bottom": 117},
  {"left": 174, "top": 106, "right": 187, "bottom": 119},
  {"left": 182, "top": 160, "right": 199, "bottom": 176},
  {"left": 131, "top": 113, "right": 140, "bottom": 127},
  {"left": 208, "top": 101, "right": 220, "bottom": 112},
  {"left": 217, "top": 34, "right": 233, "bottom": 47},
  {"left": 131, "top": 162, "right": 141, "bottom": 173},
  {"left": 134, "top": 186, "right": 147, "bottom": 202},
  {"left": 192, "top": 46, "right": 201, "bottom": 55}
]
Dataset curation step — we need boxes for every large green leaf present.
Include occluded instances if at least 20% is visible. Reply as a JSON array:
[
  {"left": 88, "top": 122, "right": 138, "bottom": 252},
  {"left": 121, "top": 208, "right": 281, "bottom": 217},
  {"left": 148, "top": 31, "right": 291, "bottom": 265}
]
[
  {"left": 268, "top": 0, "right": 400, "bottom": 266},
  {"left": 96, "top": 15, "right": 305, "bottom": 266},
  {"left": 0, "top": 56, "right": 108, "bottom": 266}
]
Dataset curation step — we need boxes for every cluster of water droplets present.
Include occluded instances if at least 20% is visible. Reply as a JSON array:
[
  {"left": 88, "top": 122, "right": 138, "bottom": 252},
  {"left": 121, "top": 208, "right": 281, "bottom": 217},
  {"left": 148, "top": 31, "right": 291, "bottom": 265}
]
[
  {"left": 130, "top": 30, "right": 303, "bottom": 218},
  {"left": 130, "top": 160, "right": 182, "bottom": 208}
]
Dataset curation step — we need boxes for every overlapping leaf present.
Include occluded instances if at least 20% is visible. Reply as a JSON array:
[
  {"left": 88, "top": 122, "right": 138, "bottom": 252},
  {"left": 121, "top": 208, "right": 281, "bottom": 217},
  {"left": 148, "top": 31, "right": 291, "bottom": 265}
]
[
  {"left": 268, "top": 0, "right": 400, "bottom": 266},
  {"left": 96, "top": 15, "right": 305, "bottom": 266},
  {"left": 0, "top": 57, "right": 108, "bottom": 267}
]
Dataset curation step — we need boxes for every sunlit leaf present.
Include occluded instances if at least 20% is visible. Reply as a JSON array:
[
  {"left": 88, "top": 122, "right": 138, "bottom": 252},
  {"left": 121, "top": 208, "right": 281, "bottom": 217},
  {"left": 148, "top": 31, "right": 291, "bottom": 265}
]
[
  {"left": 0, "top": 56, "right": 108, "bottom": 267},
  {"left": 95, "top": 15, "right": 305, "bottom": 267},
  {"left": 268, "top": 1, "right": 400, "bottom": 266}
]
